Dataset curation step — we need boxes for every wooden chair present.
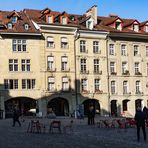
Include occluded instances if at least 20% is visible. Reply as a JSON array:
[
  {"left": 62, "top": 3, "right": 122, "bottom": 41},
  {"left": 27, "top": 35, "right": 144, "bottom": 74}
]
[
  {"left": 27, "top": 120, "right": 42, "bottom": 133},
  {"left": 49, "top": 120, "right": 61, "bottom": 133}
]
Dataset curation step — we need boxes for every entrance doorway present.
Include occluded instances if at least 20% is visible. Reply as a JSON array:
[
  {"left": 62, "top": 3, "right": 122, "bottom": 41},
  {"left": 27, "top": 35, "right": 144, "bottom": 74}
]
[
  {"left": 82, "top": 99, "right": 100, "bottom": 115},
  {"left": 111, "top": 100, "right": 117, "bottom": 116},
  {"left": 47, "top": 97, "right": 69, "bottom": 116}
]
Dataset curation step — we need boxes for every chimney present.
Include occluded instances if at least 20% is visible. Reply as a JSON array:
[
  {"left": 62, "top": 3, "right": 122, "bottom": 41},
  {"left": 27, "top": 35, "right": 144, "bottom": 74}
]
[{"left": 86, "top": 5, "right": 97, "bottom": 25}]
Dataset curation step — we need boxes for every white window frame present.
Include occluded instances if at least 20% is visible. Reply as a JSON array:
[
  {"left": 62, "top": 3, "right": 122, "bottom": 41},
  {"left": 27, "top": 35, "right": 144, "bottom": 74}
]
[
  {"left": 81, "top": 79, "right": 88, "bottom": 91},
  {"left": 61, "top": 56, "right": 68, "bottom": 71},
  {"left": 134, "top": 62, "right": 140, "bottom": 73},
  {"left": 94, "top": 59, "right": 100, "bottom": 73},
  {"left": 110, "top": 62, "right": 115, "bottom": 73},
  {"left": 22, "top": 79, "right": 36, "bottom": 89},
  {"left": 136, "top": 81, "right": 141, "bottom": 93},
  {"left": 61, "top": 37, "right": 68, "bottom": 49},
  {"left": 80, "top": 59, "right": 87, "bottom": 72},
  {"left": 4, "top": 79, "right": 18, "bottom": 89},
  {"left": 47, "top": 56, "right": 54, "bottom": 70},
  {"left": 80, "top": 40, "right": 86, "bottom": 53},
  {"left": 62, "top": 77, "right": 69, "bottom": 91},
  {"left": 121, "top": 44, "right": 127, "bottom": 56},
  {"left": 93, "top": 41, "right": 99, "bottom": 53},
  {"left": 12, "top": 39, "right": 26, "bottom": 52},
  {"left": 48, "top": 77, "right": 55, "bottom": 91},
  {"left": 9, "top": 59, "right": 18, "bottom": 71},
  {"left": 21, "top": 59, "right": 30, "bottom": 71},
  {"left": 111, "top": 81, "right": 116, "bottom": 94},
  {"left": 109, "top": 44, "right": 115, "bottom": 55},
  {"left": 94, "top": 79, "right": 100, "bottom": 91},
  {"left": 134, "top": 45, "right": 139, "bottom": 56},
  {"left": 123, "top": 81, "right": 128, "bottom": 94},
  {"left": 47, "top": 36, "right": 54, "bottom": 48},
  {"left": 122, "top": 62, "right": 127, "bottom": 73}
]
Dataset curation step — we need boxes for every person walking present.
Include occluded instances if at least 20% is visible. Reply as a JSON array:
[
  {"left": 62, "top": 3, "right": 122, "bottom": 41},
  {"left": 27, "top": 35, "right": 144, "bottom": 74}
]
[
  {"left": 12, "top": 108, "right": 21, "bottom": 127},
  {"left": 134, "top": 107, "right": 146, "bottom": 142},
  {"left": 87, "top": 105, "right": 95, "bottom": 125}
]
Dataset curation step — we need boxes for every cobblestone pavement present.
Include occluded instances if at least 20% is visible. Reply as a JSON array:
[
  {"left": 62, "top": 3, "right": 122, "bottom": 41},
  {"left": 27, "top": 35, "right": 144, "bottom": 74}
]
[{"left": 0, "top": 117, "right": 147, "bottom": 148}]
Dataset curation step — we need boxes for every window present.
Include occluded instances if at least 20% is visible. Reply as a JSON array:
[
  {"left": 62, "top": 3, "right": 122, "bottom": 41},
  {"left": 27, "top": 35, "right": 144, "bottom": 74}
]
[
  {"left": 12, "top": 39, "right": 26, "bottom": 52},
  {"left": 122, "top": 62, "right": 127, "bottom": 73},
  {"left": 47, "top": 56, "right": 54, "bottom": 70},
  {"left": 93, "top": 41, "right": 99, "bottom": 53},
  {"left": 7, "top": 23, "right": 12, "bottom": 29},
  {"left": 24, "top": 24, "right": 29, "bottom": 30},
  {"left": 146, "top": 46, "right": 148, "bottom": 56},
  {"left": 61, "top": 56, "right": 68, "bottom": 71},
  {"left": 109, "top": 44, "right": 115, "bottom": 55},
  {"left": 48, "top": 16, "right": 53, "bottom": 23},
  {"left": 22, "top": 79, "right": 35, "bottom": 89},
  {"left": 21, "top": 59, "right": 30, "bottom": 71},
  {"left": 133, "top": 24, "right": 139, "bottom": 32},
  {"left": 145, "top": 25, "right": 148, "bottom": 32},
  {"left": 147, "top": 63, "right": 148, "bottom": 75},
  {"left": 47, "top": 37, "right": 54, "bottom": 48},
  {"left": 80, "top": 59, "right": 87, "bottom": 73},
  {"left": 111, "top": 81, "right": 116, "bottom": 94},
  {"left": 136, "top": 81, "right": 141, "bottom": 93},
  {"left": 115, "top": 21, "right": 122, "bottom": 30},
  {"left": 134, "top": 45, "right": 139, "bottom": 56},
  {"left": 4, "top": 79, "right": 18, "bottom": 89},
  {"left": 61, "top": 16, "right": 67, "bottom": 24},
  {"left": 81, "top": 79, "right": 87, "bottom": 91},
  {"left": 123, "top": 81, "right": 128, "bottom": 94},
  {"left": 94, "top": 59, "right": 100, "bottom": 73},
  {"left": 61, "top": 37, "right": 68, "bottom": 48},
  {"left": 80, "top": 40, "right": 86, "bottom": 53},
  {"left": 94, "top": 79, "right": 100, "bottom": 91},
  {"left": 62, "top": 77, "right": 69, "bottom": 91},
  {"left": 87, "top": 20, "right": 93, "bottom": 29},
  {"left": 48, "top": 77, "right": 55, "bottom": 91},
  {"left": 110, "top": 62, "right": 115, "bottom": 73},
  {"left": 121, "top": 44, "right": 127, "bottom": 56},
  {"left": 11, "top": 16, "right": 17, "bottom": 23},
  {"left": 9, "top": 59, "right": 18, "bottom": 71},
  {"left": 134, "top": 62, "right": 140, "bottom": 74}
]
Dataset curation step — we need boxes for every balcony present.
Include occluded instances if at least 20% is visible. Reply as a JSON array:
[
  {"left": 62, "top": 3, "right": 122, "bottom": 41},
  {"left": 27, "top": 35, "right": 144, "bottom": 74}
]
[
  {"left": 82, "top": 90, "right": 90, "bottom": 94},
  {"left": 111, "top": 72, "right": 117, "bottom": 75},
  {"left": 80, "top": 70, "right": 89, "bottom": 74},
  {"left": 135, "top": 71, "right": 142, "bottom": 76},
  {"left": 123, "top": 92, "right": 131, "bottom": 95},
  {"left": 122, "top": 70, "right": 130, "bottom": 75},
  {"left": 93, "top": 70, "right": 102, "bottom": 75},
  {"left": 95, "top": 90, "right": 103, "bottom": 94},
  {"left": 47, "top": 67, "right": 56, "bottom": 72},
  {"left": 93, "top": 50, "right": 101, "bottom": 54},
  {"left": 135, "top": 91, "right": 143, "bottom": 95},
  {"left": 61, "top": 68, "right": 70, "bottom": 72}
]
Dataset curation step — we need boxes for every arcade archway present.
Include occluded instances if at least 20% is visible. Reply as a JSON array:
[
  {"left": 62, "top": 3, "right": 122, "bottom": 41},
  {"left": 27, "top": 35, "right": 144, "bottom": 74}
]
[
  {"left": 82, "top": 99, "right": 100, "bottom": 115},
  {"left": 47, "top": 97, "right": 69, "bottom": 116},
  {"left": 111, "top": 100, "right": 117, "bottom": 116},
  {"left": 5, "top": 97, "right": 36, "bottom": 118}
]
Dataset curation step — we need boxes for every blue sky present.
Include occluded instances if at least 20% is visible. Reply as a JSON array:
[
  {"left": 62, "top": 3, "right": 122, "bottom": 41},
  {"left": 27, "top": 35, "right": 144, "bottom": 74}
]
[{"left": 0, "top": 0, "right": 147, "bottom": 22}]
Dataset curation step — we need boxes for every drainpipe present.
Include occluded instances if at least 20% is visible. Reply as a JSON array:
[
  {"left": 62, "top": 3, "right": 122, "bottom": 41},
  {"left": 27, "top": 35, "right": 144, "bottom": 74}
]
[
  {"left": 106, "top": 36, "right": 111, "bottom": 116},
  {"left": 74, "top": 28, "right": 80, "bottom": 117}
]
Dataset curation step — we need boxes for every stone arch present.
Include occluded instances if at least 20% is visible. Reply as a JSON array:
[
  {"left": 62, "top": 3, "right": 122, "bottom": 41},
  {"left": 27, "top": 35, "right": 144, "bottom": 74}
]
[
  {"left": 135, "top": 99, "right": 143, "bottom": 111},
  {"left": 122, "top": 99, "right": 130, "bottom": 112},
  {"left": 47, "top": 97, "right": 69, "bottom": 116},
  {"left": 82, "top": 99, "right": 100, "bottom": 115},
  {"left": 5, "top": 97, "right": 36, "bottom": 118}
]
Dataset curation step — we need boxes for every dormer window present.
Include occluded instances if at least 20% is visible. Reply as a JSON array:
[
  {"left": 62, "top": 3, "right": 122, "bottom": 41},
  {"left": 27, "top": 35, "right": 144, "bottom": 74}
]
[
  {"left": 133, "top": 24, "right": 139, "bottom": 32},
  {"left": 24, "top": 24, "right": 29, "bottom": 30},
  {"left": 145, "top": 25, "right": 148, "bottom": 32},
  {"left": 7, "top": 23, "right": 12, "bottom": 29},
  {"left": 11, "top": 16, "right": 17, "bottom": 24},
  {"left": 48, "top": 16, "right": 53, "bottom": 23},
  {"left": 61, "top": 16, "right": 67, "bottom": 25},
  {"left": 115, "top": 21, "right": 122, "bottom": 30},
  {"left": 86, "top": 18, "right": 94, "bottom": 30}
]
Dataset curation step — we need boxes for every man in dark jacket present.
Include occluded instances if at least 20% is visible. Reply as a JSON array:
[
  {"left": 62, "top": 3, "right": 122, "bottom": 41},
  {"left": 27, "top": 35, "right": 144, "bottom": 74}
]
[
  {"left": 134, "top": 107, "right": 146, "bottom": 142},
  {"left": 12, "top": 108, "right": 21, "bottom": 127}
]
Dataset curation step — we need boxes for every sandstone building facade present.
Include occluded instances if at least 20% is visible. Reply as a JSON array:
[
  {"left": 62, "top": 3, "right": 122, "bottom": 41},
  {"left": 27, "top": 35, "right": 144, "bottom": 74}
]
[{"left": 0, "top": 6, "right": 148, "bottom": 118}]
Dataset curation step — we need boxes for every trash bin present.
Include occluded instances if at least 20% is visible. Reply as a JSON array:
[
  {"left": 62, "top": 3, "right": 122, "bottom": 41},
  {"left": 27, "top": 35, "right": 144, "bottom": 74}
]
[{"left": 0, "top": 110, "right": 3, "bottom": 119}]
